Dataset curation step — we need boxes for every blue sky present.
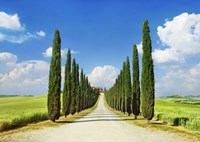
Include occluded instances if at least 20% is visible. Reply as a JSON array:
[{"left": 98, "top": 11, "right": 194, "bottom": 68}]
[{"left": 0, "top": 0, "right": 200, "bottom": 96}]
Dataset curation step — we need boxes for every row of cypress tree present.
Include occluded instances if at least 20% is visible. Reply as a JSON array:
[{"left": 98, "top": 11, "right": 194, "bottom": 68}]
[
  {"left": 47, "top": 30, "right": 99, "bottom": 122},
  {"left": 105, "top": 20, "right": 155, "bottom": 123}
]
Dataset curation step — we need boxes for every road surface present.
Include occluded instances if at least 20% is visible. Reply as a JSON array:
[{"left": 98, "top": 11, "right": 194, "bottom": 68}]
[{"left": 6, "top": 94, "right": 186, "bottom": 142}]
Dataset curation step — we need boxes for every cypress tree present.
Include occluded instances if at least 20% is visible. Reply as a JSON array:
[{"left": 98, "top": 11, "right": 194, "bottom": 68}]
[
  {"left": 125, "top": 57, "right": 132, "bottom": 116},
  {"left": 132, "top": 45, "right": 140, "bottom": 119},
  {"left": 141, "top": 20, "right": 155, "bottom": 123},
  {"left": 70, "top": 59, "right": 77, "bottom": 115},
  {"left": 76, "top": 64, "right": 81, "bottom": 113},
  {"left": 80, "top": 69, "right": 84, "bottom": 111},
  {"left": 62, "top": 49, "right": 71, "bottom": 117},
  {"left": 122, "top": 62, "right": 126, "bottom": 114},
  {"left": 47, "top": 30, "right": 61, "bottom": 122}
]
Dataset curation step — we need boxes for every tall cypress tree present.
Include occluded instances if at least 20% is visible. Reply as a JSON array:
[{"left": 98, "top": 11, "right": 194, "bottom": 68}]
[
  {"left": 141, "top": 20, "right": 155, "bottom": 123},
  {"left": 132, "top": 45, "right": 140, "bottom": 119},
  {"left": 80, "top": 69, "right": 84, "bottom": 111},
  {"left": 122, "top": 62, "right": 126, "bottom": 114},
  {"left": 47, "top": 30, "right": 61, "bottom": 122},
  {"left": 62, "top": 49, "right": 71, "bottom": 117},
  {"left": 76, "top": 64, "right": 80, "bottom": 113},
  {"left": 125, "top": 57, "right": 132, "bottom": 116},
  {"left": 70, "top": 59, "right": 77, "bottom": 115}
]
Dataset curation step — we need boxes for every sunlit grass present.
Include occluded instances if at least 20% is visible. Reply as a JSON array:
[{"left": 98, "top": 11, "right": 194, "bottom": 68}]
[
  {"left": 0, "top": 95, "right": 47, "bottom": 131},
  {"left": 104, "top": 96, "right": 200, "bottom": 142},
  {"left": 0, "top": 94, "right": 99, "bottom": 132}
]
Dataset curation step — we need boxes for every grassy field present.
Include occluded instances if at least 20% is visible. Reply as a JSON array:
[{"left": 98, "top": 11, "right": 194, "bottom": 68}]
[
  {"left": 0, "top": 95, "right": 48, "bottom": 131},
  {"left": 105, "top": 96, "right": 200, "bottom": 142},
  {"left": 155, "top": 96, "right": 200, "bottom": 131},
  {"left": 0, "top": 94, "right": 99, "bottom": 132}
]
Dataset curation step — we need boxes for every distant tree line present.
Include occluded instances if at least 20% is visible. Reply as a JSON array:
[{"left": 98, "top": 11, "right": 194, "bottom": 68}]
[
  {"left": 105, "top": 20, "right": 155, "bottom": 123},
  {"left": 48, "top": 30, "right": 99, "bottom": 122}
]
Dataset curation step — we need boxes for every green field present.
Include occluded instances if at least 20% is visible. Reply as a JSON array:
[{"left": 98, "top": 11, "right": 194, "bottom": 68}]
[
  {"left": 0, "top": 95, "right": 48, "bottom": 131},
  {"left": 155, "top": 96, "right": 200, "bottom": 131}
]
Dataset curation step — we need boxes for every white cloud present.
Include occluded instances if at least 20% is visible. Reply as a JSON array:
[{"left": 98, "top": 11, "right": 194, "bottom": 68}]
[
  {"left": 153, "top": 13, "right": 200, "bottom": 63},
  {"left": 0, "top": 12, "right": 45, "bottom": 43},
  {"left": 0, "top": 52, "right": 50, "bottom": 95},
  {"left": 43, "top": 47, "right": 79, "bottom": 58},
  {"left": 43, "top": 47, "right": 52, "bottom": 57},
  {"left": 36, "top": 30, "right": 46, "bottom": 37},
  {"left": 136, "top": 42, "right": 143, "bottom": 54},
  {"left": 0, "top": 32, "right": 46, "bottom": 44},
  {"left": 0, "top": 12, "right": 24, "bottom": 31},
  {"left": 0, "top": 52, "right": 17, "bottom": 62},
  {"left": 88, "top": 65, "right": 119, "bottom": 89},
  {"left": 156, "top": 63, "right": 200, "bottom": 96}
]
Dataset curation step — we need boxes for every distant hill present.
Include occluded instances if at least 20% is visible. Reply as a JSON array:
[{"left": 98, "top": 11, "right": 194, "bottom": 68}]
[
  {"left": 0, "top": 95, "right": 33, "bottom": 97},
  {"left": 159, "top": 95, "right": 200, "bottom": 105}
]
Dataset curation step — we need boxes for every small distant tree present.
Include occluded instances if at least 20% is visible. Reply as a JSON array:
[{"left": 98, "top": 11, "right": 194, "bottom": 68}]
[
  {"left": 132, "top": 45, "right": 140, "bottom": 119},
  {"left": 47, "top": 30, "right": 61, "bottom": 122},
  {"left": 141, "top": 20, "right": 155, "bottom": 124},
  {"left": 62, "top": 49, "right": 71, "bottom": 117}
]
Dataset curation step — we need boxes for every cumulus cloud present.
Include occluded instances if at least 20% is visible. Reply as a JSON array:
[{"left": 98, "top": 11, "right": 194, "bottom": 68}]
[
  {"left": 156, "top": 63, "right": 200, "bottom": 96},
  {"left": 0, "top": 52, "right": 17, "bottom": 62},
  {"left": 136, "top": 42, "right": 143, "bottom": 54},
  {"left": 88, "top": 65, "right": 119, "bottom": 89},
  {"left": 43, "top": 47, "right": 79, "bottom": 58},
  {"left": 153, "top": 13, "right": 200, "bottom": 63},
  {"left": 0, "top": 12, "right": 45, "bottom": 43},
  {"left": 0, "top": 12, "right": 24, "bottom": 31},
  {"left": 36, "top": 30, "right": 46, "bottom": 37},
  {"left": 0, "top": 52, "right": 50, "bottom": 95}
]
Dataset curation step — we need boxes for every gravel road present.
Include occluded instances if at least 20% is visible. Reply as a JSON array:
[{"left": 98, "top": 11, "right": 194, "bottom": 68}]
[{"left": 6, "top": 94, "right": 186, "bottom": 142}]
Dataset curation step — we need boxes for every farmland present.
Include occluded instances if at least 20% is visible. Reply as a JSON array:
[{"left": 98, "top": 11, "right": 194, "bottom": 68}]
[
  {"left": 0, "top": 95, "right": 48, "bottom": 131},
  {"left": 155, "top": 96, "right": 200, "bottom": 131}
]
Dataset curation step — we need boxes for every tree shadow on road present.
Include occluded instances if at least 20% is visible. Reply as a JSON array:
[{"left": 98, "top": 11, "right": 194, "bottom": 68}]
[{"left": 56, "top": 118, "right": 136, "bottom": 124}]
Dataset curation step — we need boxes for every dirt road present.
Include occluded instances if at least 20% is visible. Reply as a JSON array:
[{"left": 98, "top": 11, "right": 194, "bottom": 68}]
[{"left": 6, "top": 94, "right": 186, "bottom": 142}]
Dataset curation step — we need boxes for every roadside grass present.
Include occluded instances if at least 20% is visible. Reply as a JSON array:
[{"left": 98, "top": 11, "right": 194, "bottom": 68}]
[
  {"left": 104, "top": 97, "right": 200, "bottom": 142},
  {"left": 0, "top": 94, "right": 99, "bottom": 132},
  {"left": 0, "top": 95, "right": 99, "bottom": 142}
]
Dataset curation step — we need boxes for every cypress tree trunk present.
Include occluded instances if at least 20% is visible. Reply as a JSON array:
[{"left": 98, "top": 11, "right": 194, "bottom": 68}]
[
  {"left": 141, "top": 20, "right": 155, "bottom": 123},
  {"left": 62, "top": 49, "right": 71, "bottom": 117},
  {"left": 47, "top": 30, "right": 61, "bottom": 122},
  {"left": 70, "top": 59, "right": 77, "bottom": 115},
  {"left": 125, "top": 57, "right": 132, "bottom": 116},
  {"left": 132, "top": 45, "right": 140, "bottom": 119}
]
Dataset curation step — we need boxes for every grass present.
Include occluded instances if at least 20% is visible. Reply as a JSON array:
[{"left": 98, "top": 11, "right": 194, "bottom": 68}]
[
  {"left": 0, "top": 95, "right": 99, "bottom": 142},
  {"left": 155, "top": 97, "right": 200, "bottom": 131},
  {"left": 0, "top": 94, "right": 99, "bottom": 132},
  {"left": 104, "top": 96, "right": 200, "bottom": 142},
  {"left": 0, "top": 95, "right": 47, "bottom": 131}
]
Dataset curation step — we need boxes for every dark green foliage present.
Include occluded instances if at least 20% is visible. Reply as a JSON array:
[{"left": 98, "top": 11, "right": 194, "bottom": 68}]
[
  {"left": 70, "top": 59, "right": 77, "bottom": 115},
  {"left": 76, "top": 64, "right": 81, "bottom": 113},
  {"left": 132, "top": 45, "right": 140, "bottom": 119},
  {"left": 62, "top": 49, "right": 71, "bottom": 117},
  {"left": 141, "top": 20, "right": 155, "bottom": 121},
  {"left": 80, "top": 69, "right": 84, "bottom": 111},
  {"left": 122, "top": 62, "right": 126, "bottom": 113},
  {"left": 125, "top": 57, "right": 132, "bottom": 116},
  {"left": 47, "top": 30, "right": 61, "bottom": 122}
]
